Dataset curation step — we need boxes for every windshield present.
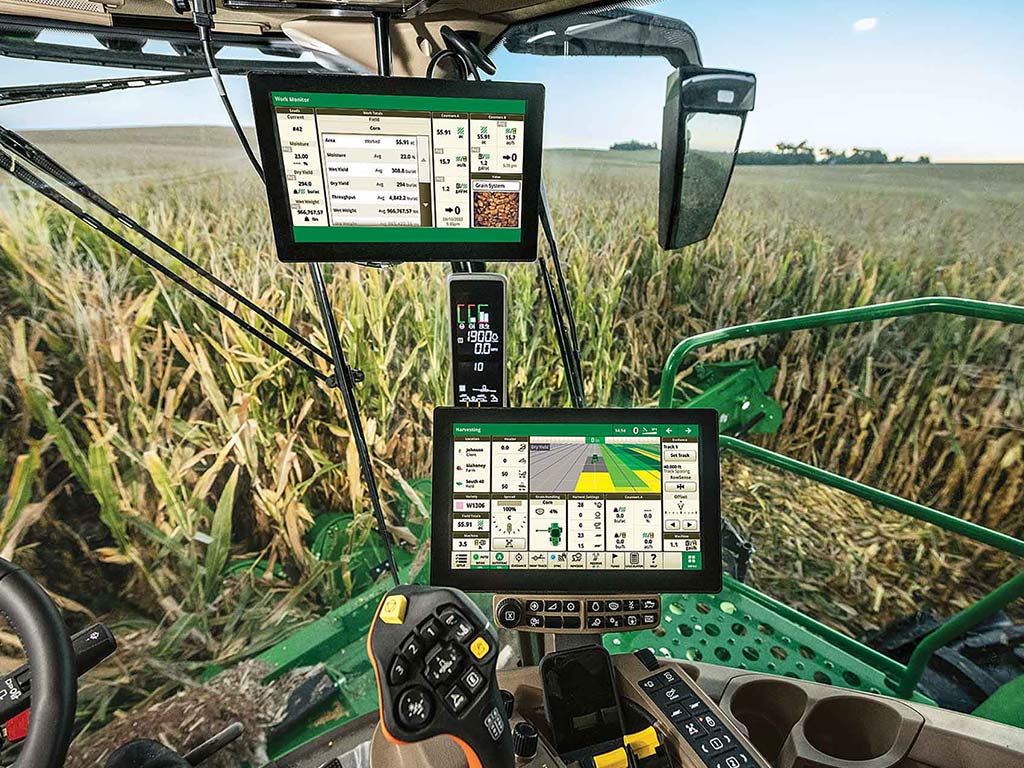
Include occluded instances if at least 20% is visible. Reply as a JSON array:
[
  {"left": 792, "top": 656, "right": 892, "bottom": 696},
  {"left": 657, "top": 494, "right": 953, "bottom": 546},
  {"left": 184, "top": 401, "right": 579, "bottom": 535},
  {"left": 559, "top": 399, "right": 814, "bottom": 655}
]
[{"left": 0, "top": 1, "right": 1022, "bottom": 763}]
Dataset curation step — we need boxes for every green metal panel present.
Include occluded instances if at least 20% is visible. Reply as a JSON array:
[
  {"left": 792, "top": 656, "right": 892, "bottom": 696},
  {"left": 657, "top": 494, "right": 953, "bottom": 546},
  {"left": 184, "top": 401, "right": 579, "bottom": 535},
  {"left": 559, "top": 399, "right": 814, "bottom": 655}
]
[
  {"left": 658, "top": 295, "right": 1024, "bottom": 698},
  {"left": 660, "top": 296, "right": 1024, "bottom": 408},
  {"left": 604, "top": 577, "right": 933, "bottom": 705},
  {"left": 669, "top": 360, "right": 783, "bottom": 434}
]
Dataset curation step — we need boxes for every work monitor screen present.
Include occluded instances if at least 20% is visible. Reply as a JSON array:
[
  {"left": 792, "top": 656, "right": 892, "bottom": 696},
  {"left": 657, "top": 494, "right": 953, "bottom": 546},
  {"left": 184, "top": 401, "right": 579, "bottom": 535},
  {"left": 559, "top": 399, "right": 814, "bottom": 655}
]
[
  {"left": 249, "top": 74, "right": 545, "bottom": 263},
  {"left": 431, "top": 408, "right": 722, "bottom": 594}
]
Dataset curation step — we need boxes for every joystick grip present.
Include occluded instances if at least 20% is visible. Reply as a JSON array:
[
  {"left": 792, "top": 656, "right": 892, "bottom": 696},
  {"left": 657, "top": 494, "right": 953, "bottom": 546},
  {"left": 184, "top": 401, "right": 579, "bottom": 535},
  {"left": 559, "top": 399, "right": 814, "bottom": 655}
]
[{"left": 368, "top": 585, "right": 514, "bottom": 768}]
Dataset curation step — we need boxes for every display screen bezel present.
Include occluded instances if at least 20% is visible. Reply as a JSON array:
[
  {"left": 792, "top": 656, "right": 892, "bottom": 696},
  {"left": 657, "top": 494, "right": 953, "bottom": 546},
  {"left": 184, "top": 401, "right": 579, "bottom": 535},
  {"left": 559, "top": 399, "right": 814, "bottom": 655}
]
[
  {"left": 430, "top": 407, "right": 723, "bottom": 594},
  {"left": 248, "top": 73, "right": 545, "bottom": 264}
]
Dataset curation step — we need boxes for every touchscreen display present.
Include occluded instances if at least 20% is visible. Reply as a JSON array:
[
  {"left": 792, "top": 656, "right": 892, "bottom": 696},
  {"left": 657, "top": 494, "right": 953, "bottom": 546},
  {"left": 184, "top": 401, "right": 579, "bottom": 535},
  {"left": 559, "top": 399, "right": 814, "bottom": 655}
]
[
  {"left": 448, "top": 421, "right": 703, "bottom": 572},
  {"left": 270, "top": 91, "right": 528, "bottom": 243}
]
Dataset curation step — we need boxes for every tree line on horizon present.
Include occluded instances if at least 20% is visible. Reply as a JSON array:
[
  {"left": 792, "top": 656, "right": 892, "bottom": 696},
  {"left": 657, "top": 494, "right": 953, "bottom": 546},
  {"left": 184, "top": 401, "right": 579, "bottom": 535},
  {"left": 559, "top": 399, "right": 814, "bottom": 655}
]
[
  {"left": 608, "top": 139, "right": 931, "bottom": 165},
  {"left": 736, "top": 140, "right": 931, "bottom": 166}
]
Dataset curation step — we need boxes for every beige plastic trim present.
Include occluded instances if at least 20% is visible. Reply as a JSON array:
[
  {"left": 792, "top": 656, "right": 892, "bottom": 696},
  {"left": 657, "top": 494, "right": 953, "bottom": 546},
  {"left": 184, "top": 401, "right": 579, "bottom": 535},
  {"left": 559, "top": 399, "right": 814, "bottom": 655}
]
[
  {"left": 0, "top": 0, "right": 114, "bottom": 26},
  {"left": 281, "top": 14, "right": 507, "bottom": 76},
  {"left": 3, "top": 0, "right": 617, "bottom": 63},
  {"left": 720, "top": 674, "right": 924, "bottom": 768},
  {"left": 364, "top": 658, "right": 1024, "bottom": 768},
  {"left": 612, "top": 652, "right": 772, "bottom": 768}
]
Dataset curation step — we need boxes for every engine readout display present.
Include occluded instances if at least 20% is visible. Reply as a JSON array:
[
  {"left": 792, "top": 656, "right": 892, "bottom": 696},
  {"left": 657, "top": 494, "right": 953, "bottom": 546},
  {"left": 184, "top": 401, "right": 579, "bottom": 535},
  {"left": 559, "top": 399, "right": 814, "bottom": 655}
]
[
  {"left": 448, "top": 274, "right": 506, "bottom": 406},
  {"left": 271, "top": 91, "right": 526, "bottom": 242},
  {"left": 448, "top": 422, "right": 703, "bottom": 572}
]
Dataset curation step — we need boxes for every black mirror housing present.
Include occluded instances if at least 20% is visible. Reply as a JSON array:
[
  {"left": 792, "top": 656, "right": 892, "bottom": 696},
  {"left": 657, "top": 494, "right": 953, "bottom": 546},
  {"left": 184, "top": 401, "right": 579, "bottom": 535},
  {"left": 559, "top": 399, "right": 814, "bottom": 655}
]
[{"left": 658, "top": 67, "right": 756, "bottom": 249}]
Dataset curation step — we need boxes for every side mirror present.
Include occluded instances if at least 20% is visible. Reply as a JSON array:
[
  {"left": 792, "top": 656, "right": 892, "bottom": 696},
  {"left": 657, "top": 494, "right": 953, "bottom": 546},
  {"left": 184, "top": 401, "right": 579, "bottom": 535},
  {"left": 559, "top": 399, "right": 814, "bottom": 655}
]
[{"left": 658, "top": 68, "right": 756, "bottom": 249}]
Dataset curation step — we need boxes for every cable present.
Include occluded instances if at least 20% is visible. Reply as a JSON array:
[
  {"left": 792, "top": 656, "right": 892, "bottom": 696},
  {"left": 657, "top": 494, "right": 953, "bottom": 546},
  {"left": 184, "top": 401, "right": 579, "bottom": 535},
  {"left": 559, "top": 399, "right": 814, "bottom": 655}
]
[
  {"left": 425, "top": 49, "right": 473, "bottom": 81},
  {"left": 308, "top": 263, "right": 401, "bottom": 587},
  {"left": 538, "top": 258, "right": 584, "bottom": 408},
  {"left": 190, "top": 2, "right": 264, "bottom": 182}
]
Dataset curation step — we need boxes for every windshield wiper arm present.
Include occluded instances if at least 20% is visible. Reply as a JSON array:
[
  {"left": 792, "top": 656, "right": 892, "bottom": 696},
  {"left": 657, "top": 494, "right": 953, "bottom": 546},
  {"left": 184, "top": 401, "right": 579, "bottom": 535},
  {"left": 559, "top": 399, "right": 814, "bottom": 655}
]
[
  {"left": 0, "top": 147, "right": 331, "bottom": 384},
  {"left": 0, "top": 125, "right": 333, "bottom": 369}
]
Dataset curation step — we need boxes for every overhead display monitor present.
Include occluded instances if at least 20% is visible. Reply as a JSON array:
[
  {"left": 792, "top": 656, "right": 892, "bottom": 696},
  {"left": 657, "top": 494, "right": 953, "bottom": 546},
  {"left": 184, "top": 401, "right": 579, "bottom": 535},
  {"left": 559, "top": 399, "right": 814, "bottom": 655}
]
[
  {"left": 431, "top": 408, "right": 722, "bottom": 594},
  {"left": 249, "top": 73, "right": 545, "bottom": 263}
]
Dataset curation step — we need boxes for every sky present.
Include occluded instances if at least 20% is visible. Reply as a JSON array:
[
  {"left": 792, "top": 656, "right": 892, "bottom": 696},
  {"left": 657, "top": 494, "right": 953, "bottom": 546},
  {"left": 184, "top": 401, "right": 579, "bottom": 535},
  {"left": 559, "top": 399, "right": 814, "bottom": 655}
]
[{"left": 0, "top": 0, "right": 1021, "bottom": 161}]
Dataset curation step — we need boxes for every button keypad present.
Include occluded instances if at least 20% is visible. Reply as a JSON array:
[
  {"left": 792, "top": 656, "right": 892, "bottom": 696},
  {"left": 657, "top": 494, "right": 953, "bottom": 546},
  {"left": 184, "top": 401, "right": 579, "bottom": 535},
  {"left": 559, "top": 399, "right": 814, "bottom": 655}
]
[
  {"left": 638, "top": 667, "right": 759, "bottom": 768},
  {"left": 461, "top": 666, "right": 485, "bottom": 694},
  {"left": 423, "top": 644, "right": 462, "bottom": 687},
  {"left": 381, "top": 601, "right": 496, "bottom": 734},
  {"left": 493, "top": 595, "right": 661, "bottom": 634},
  {"left": 402, "top": 634, "right": 425, "bottom": 663},
  {"left": 444, "top": 684, "right": 470, "bottom": 715},
  {"left": 370, "top": 587, "right": 514, "bottom": 766},
  {"left": 397, "top": 686, "right": 434, "bottom": 730},
  {"left": 389, "top": 656, "right": 411, "bottom": 686}
]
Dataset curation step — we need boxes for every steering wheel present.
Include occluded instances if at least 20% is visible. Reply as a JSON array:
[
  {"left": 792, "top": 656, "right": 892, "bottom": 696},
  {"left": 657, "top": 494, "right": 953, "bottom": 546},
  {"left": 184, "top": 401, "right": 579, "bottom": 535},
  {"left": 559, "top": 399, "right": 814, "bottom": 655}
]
[{"left": 0, "top": 558, "right": 76, "bottom": 768}]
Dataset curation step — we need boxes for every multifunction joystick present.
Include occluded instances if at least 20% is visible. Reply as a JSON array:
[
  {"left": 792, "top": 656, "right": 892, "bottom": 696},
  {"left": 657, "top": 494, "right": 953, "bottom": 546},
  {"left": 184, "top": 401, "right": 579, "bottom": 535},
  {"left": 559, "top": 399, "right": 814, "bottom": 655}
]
[{"left": 368, "top": 585, "right": 515, "bottom": 768}]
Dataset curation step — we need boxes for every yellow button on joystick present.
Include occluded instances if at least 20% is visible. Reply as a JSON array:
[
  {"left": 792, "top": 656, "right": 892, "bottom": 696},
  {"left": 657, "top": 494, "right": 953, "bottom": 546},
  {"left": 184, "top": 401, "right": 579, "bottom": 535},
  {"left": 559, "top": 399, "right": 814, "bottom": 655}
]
[
  {"left": 469, "top": 635, "right": 491, "bottom": 659},
  {"left": 380, "top": 594, "right": 407, "bottom": 625}
]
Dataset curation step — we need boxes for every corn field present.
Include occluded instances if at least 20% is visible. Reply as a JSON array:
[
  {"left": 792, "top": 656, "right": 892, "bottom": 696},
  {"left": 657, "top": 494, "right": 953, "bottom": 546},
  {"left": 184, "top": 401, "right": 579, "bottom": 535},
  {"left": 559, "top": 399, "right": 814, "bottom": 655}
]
[{"left": 0, "top": 128, "right": 1021, "bottom": 728}]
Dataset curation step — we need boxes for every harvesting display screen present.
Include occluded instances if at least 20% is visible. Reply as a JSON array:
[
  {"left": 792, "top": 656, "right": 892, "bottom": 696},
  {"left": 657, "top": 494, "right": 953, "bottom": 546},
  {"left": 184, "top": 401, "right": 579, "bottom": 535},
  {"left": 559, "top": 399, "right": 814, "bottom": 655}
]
[
  {"left": 250, "top": 75, "right": 544, "bottom": 263},
  {"left": 431, "top": 409, "right": 723, "bottom": 594}
]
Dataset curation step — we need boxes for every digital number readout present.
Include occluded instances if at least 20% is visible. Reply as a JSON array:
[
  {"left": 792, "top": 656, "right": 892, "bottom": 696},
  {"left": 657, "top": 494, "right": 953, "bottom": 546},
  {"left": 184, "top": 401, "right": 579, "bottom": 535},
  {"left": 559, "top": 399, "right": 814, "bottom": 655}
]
[{"left": 449, "top": 277, "right": 505, "bottom": 406}]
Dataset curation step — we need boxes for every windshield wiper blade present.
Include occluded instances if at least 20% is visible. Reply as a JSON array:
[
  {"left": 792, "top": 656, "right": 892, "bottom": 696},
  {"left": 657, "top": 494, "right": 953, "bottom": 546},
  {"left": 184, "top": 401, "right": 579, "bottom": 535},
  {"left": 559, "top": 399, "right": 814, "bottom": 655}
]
[
  {"left": 0, "top": 73, "right": 207, "bottom": 106},
  {"left": 0, "top": 125, "right": 333, "bottom": 369}
]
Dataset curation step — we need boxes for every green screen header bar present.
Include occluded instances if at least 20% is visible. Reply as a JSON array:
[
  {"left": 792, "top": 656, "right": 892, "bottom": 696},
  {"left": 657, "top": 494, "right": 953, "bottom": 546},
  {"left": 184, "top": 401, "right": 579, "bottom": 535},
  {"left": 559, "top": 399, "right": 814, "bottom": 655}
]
[
  {"left": 453, "top": 423, "right": 699, "bottom": 438},
  {"left": 272, "top": 91, "right": 527, "bottom": 114}
]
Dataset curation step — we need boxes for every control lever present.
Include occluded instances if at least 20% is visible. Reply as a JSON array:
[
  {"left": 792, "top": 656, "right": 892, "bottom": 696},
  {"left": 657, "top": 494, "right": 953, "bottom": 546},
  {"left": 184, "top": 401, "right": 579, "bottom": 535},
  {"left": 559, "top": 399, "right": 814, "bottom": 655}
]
[
  {"left": 0, "top": 622, "right": 116, "bottom": 724},
  {"left": 368, "top": 585, "right": 515, "bottom": 768}
]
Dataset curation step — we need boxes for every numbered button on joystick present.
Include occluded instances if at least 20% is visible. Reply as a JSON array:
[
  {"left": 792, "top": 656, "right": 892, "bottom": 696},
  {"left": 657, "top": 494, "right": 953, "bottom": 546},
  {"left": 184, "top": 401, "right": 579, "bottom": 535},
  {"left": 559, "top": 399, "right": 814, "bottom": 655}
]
[
  {"left": 397, "top": 686, "right": 434, "bottom": 731},
  {"left": 389, "top": 656, "right": 411, "bottom": 685}
]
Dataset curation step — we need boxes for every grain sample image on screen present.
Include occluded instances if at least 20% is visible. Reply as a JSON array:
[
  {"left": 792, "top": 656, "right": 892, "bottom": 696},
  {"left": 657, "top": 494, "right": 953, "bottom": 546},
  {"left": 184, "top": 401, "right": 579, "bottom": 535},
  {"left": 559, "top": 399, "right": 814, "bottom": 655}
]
[{"left": 473, "top": 189, "right": 521, "bottom": 228}]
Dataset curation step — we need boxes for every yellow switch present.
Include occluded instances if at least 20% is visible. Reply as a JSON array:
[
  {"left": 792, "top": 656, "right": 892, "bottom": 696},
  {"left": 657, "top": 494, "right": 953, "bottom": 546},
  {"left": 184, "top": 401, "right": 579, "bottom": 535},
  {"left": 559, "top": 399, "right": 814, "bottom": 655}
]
[
  {"left": 379, "top": 594, "right": 407, "bottom": 625},
  {"left": 469, "top": 635, "right": 491, "bottom": 659},
  {"left": 625, "top": 726, "right": 661, "bottom": 759},
  {"left": 592, "top": 747, "right": 628, "bottom": 768}
]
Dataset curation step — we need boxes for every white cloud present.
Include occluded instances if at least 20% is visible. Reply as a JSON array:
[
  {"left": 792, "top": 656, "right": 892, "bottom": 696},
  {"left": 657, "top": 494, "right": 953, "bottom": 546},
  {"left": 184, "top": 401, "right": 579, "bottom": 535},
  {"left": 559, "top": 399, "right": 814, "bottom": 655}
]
[{"left": 853, "top": 17, "right": 879, "bottom": 33}]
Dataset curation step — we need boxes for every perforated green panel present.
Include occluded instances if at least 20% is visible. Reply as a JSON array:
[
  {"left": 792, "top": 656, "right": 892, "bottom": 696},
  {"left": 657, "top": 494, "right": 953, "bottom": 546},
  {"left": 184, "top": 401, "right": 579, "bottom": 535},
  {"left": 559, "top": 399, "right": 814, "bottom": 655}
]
[{"left": 604, "top": 583, "right": 934, "bottom": 705}]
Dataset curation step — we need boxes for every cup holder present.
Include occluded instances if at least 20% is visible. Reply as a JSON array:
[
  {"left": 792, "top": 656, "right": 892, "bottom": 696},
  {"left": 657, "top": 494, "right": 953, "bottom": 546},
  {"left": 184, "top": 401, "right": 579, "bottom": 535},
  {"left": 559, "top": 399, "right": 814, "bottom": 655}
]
[
  {"left": 724, "top": 679, "right": 809, "bottom": 762},
  {"left": 802, "top": 696, "right": 903, "bottom": 762}
]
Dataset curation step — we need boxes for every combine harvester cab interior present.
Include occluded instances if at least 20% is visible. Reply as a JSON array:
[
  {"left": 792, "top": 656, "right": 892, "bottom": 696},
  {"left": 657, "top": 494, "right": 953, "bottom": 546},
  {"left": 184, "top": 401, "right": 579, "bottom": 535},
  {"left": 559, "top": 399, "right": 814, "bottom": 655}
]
[{"left": 0, "top": 1, "right": 1021, "bottom": 767}]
